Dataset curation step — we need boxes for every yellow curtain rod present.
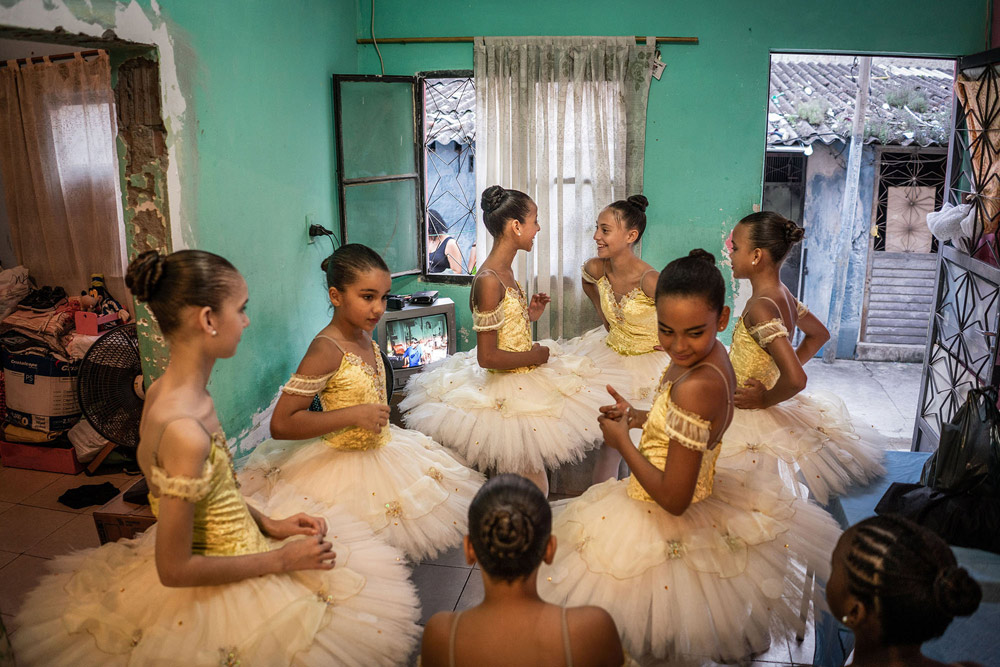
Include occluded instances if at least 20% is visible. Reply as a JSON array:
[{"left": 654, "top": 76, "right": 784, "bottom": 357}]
[{"left": 358, "top": 36, "right": 698, "bottom": 45}]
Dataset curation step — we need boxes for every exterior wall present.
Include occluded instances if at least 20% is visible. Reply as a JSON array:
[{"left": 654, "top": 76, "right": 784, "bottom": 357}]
[{"left": 800, "top": 142, "right": 877, "bottom": 358}]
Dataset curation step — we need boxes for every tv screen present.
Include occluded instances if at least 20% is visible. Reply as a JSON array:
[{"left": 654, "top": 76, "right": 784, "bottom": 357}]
[{"left": 382, "top": 313, "right": 450, "bottom": 369}]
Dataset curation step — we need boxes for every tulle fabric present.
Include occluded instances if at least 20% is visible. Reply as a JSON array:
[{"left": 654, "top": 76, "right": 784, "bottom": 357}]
[
  {"left": 539, "top": 469, "right": 840, "bottom": 662},
  {"left": 560, "top": 325, "right": 669, "bottom": 411},
  {"left": 240, "top": 425, "right": 484, "bottom": 561},
  {"left": 718, "top": 390, "right": 888, "bottom": 505},
  {"left": 399, "top": 339, "right": 631, "bottom": 473},
  {"left": 11, "top": 486, "right": 420, "bottom": 667}
]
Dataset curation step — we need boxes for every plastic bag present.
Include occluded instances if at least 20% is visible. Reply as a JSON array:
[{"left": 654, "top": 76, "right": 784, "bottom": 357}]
[{"left": 920, "top": 386, "right": 1000, "bottom": 497}]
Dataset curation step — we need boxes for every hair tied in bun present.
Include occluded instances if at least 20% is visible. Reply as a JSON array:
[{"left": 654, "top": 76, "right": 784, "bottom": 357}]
[
  {"left": 687, "top": 248, "right": 716, "bottom": 265},
  {"left": 481, "top": 185, "right": 507, "bottom": 214},
  {"left": 626, "top": 194, "right": 649, "bottom": 213},
  {"left": 125, "top": 250, "right": 166, "bottom": 302}
]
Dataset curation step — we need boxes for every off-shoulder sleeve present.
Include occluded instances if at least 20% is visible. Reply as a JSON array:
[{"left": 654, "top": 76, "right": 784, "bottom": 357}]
[
  {"left": 472, "top": 302, "right": 505, "bottom": 331},
  {"left": 746, "top": 319, "right": 789, "bottom": 348},
  {"left": 581, "top": 262, "right": 599, "bottom": 284},
  {"left": 281, "top": 372, "right": 335, "bottom": 396},
  {"left": 662, "top": 400, "right": 712, "bottom": 452},
  {"left": 795, "top": 299, "right": 810, "bottom": 319},
  {"left": 149, "top": 462, "right": 212, "bottom": 503}
]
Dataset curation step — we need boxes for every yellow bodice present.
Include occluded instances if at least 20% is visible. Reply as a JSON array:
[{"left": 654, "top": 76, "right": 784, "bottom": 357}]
[
  {"left": 626, "top": 379, "right": 720, "bottom": 505},
  {"left": 729, "top": 317, "right": 789, "bottom": 390},
  {"left": 472, "top": 284, "right": 534, "bottom": 373},
  {"left": 148, "top": 434, "right": 270, "bottom": 557},
  {"left": 282, "top": 341, "right": 390, "bottom": 451},
  {"left": 596, "top": 276, "right": 659, "bottom": 355}
]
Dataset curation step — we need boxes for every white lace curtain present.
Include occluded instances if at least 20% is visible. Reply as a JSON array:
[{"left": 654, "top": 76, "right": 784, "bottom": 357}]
[
  {"left": 474, "top": 36, "right": 654, "bottom": 339},
  {"left": 0, "top": 51, "right": 129, "bottom": 307}
]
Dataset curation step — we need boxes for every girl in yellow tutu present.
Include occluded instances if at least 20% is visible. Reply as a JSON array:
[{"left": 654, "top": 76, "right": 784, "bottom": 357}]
[
  {"left": 721, "top": 211, "right": 886, "bottom": 504},
  {"left": 562, "top": 194, "right": 668, "bottom": 483},
  {"left": 13, "top": 250, "right": 420, "bottom": 666},
  {"left": 539, "top": 250, "right": 840, "bottom": 662},
  {"left": 240, "top": 244, "right": 483, "bottom": 561},
  {"left": 400, "top": 186, "right": 630, "bottom": 496}
]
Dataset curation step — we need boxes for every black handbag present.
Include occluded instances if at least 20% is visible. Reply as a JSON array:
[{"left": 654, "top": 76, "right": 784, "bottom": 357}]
[{"left": 920, "top": 386, "right": 1000, "bottom": 497}]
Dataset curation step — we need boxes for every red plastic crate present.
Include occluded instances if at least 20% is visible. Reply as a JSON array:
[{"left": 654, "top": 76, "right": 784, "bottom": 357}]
[{"left": 0, "top": 439, "right": 84, "bottom": 474}]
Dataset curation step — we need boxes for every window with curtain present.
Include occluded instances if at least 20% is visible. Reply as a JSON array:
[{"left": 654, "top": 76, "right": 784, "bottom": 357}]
[{"left": 473, "top": 36, "right": 654, "bottom": 339}]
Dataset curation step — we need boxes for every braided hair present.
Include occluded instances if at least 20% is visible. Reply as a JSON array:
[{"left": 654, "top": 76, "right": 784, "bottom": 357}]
[
  {"left": 841, "top": 515, "right": 981, "bottom": 645},
  {"left": 737, "top": 211, "right": 804, "bottom": 263},
  {"left": 125, "top": 250, "right": 240, "bottom": 336},
  {"left": 468, "top": 474, "right": 551, "bottom": 582}
]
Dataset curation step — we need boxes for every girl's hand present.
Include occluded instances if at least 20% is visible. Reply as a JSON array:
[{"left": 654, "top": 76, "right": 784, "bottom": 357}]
[
  {"left": 262, "top": 513, "right": 327, "bottom": 540},
  {"left": 734, "top": 378, "right": 768, "bottom": 409},
  {"left": 350, "top": 404, "right": 391, "bottom": 432},
  {"left": 598, "top": 412, "right": 631, "bottom": 451},
  {"left": 276, "top": 534, "right": 336, "bottom": 572},
  {"left": 600, "top": 385, "right": 632, "bottom": 421},
  {"left": 528, "top": 293, "right": 551, "bottom": 321},
  {"left": 531, "top": 343, "right": 550, "bottom": 365}
]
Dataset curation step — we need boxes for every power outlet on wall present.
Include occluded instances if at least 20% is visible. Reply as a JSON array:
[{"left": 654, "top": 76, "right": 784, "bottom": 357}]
[{"left": 306, "top": 214, "right": 317, "bottom": 244}]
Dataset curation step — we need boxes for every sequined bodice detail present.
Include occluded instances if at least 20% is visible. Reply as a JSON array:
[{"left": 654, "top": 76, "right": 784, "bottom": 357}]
[
  {"left": 597, "top": 276, "right": 658, "bottom": 355},
  {"left": 471, "top": 283, "right": 534, "bottom": 373},
  {"left": 318, "top": 341, "right": 390, "bottom": 451},
  {"left": 626, "top": 380, "right": 720, "bottom": 505},
  {"left": 148, "top": 434, "right": 269, "bottom": 557},
  {"left": 730, "top": 318, "right": 782, "bottom": 390}
]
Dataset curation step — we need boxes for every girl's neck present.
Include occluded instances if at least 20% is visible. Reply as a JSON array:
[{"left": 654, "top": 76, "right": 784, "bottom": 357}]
[
  {"left": 329, "top": 316, "right": 367, "bottom": 342},
  {"left": 162, "top": 338, "right": 216, "bottom": 391},
  {"left": 480, "top": 569, "right": 545, "bottom": 607},
  {"left": 748, "top": 266, "right": 784, "bottom": 294},
  {"left": 851, "top": 642, "right": 933, "bottom": 667},
  {"left": 487, "top": 237, "right": 520, "bottom": 272},
  {"left": 606, "top": 248, "right": 638, "bottom": 279}
]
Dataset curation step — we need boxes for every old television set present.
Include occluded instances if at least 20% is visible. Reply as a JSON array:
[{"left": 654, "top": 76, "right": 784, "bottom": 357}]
[{"left": 375, "top": 297, "right": 457, "bottom": 391}]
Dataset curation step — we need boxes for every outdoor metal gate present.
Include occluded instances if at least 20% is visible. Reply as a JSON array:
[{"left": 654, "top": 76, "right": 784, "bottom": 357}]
[{"left": 914, "top": 48, "right": 1000, "bottom": 452}]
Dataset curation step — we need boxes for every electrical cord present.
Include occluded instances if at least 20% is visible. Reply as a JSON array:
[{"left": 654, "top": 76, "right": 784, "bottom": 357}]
[{"left": 372, "top": 0, "right": 384, "bottom": 77}]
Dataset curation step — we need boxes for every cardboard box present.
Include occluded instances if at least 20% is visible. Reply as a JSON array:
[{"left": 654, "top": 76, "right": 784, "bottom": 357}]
[
  {"left": 2, "top": 345, "right": 80, "bottom": 432},
  {"left": 93, "top": 478, "right": 155, "bottom": 544},
  {"left": 0, "top": 438, "right": 85, "bottom": 474}
]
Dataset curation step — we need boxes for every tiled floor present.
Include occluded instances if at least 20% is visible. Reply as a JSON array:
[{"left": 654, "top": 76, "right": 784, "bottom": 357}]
[
  {"left": 0, "top": 360, "right": 918, "bottom": 665},
  {"left": 0, "top": 463, "right": 137, "bottom": 635}
]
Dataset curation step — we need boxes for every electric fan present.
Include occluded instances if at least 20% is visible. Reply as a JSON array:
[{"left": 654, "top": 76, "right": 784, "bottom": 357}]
[{"left": 77, "top": 323, "right": 144, "bottom": 472}]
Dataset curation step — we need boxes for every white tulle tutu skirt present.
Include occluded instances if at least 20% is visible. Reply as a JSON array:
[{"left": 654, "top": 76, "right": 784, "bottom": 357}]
[
  {"left": 239, "top": 425, "right": 484, "bottom": 561},
  {"left": 559, "top": 326, "right": 669, "bottom": 411},
  {"left": 11, "top": 487, "right": 420, "bottom": 667},
  {"left": 399, "top": 340, "right": 631, "bottom": 474},
  {"left": 718, "top": 390, "right": 887, "bottom": 505},
  {"left": 538, "top": 469, "right": 841, "bottom": 662}
]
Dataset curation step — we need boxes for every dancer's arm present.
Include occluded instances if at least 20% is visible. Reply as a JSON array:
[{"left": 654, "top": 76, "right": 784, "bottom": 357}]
[
  {"left": 600, "top": 374, "right": 726, "bottom": 515},
  {"left": 582, "top": 257, "right": 610, "bottom": 330},
  {"left": 474, "top": 273, "right": 549, "bottom": 369},
  {"left": 269, "top": 338, "right": 389, "bottom": 439},
  {"left": 153, "top": 422, "right": 336, "bottom": 587},
  {"left": 794, "top": 309, "right": 830, "bottom": 365},
  {"left": 735, "top": 300, "right": 807, "bottom": 410}
]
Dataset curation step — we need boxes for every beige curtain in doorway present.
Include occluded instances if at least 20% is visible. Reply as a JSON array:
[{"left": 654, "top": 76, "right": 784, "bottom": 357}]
[
  {"left": 0, "top": 51, "right": 129, "bottom": 309},
  {"left": 474, "top": 36, "right": 655, "bottom": 339}
]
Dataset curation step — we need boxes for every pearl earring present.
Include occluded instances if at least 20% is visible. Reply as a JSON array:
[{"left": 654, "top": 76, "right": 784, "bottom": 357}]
[
  {"left": 211, "top": 330, "right": 218, "bottom": 337},
  {"left": 516, "top": 230, "right": 521, "bottom": 236},
  {"left": 841, "top": 615, "right": 849, "bottom": 624}
]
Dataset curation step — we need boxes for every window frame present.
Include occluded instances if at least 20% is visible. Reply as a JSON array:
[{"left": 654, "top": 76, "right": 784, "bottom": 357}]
[
  {"left": 417, "top": 69, "right": 476, "bottom": 285},
  {"left": 332, "top": 74, "right": 425, "bottom": 278}
]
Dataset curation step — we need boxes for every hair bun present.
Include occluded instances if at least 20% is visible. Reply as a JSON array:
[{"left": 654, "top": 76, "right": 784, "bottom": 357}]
[
  {"left": 933, "top": 566, "right": 982, "bottom": 617},
  {"left": 626, "top": 194, "right": 649, "bottom": 213},
  {"left": 481, "top": 185, "right": 507, "bottom": 214},
  {"left": 481, "top": 504, "right": 534, "bottom": 559},
  {"left": 125, "top": 250, "right": 166, "bottom": 302},
  {"left": 688, "top": 248, "right": 716, "bottom": 264},
  {"left": 784, "top": 220, "right": 805, "bottom": 245},
  {"left": 320, "top": 255, "right": 333, "bottom": 274}
]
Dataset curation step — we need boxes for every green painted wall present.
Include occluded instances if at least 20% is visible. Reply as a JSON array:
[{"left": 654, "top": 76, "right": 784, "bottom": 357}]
[{"left": 364, "top": 0, "right": 985, "bottom": 349}]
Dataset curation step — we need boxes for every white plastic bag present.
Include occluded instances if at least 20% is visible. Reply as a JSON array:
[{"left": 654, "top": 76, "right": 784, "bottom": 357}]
[
  {"left": 927, "top": 202, "right": 974, "bottom": 245},
  {"left": 0, "top": 266, "right": 30, "bottom": 321},
  {"left": 67, "top": 417, "right": 111, "bottom": 463}
]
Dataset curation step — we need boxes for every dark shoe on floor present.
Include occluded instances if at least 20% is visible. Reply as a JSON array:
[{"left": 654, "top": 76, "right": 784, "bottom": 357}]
[
  {"left": 30, "top": 286, "right": 67, "bottom": 312},
  {"left": 16, "top": 287, "right": 44, "bottom": 311}
]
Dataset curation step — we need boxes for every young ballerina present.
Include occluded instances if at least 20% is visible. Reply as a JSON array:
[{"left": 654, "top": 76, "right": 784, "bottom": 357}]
[
  {"left": 720, "top": 211, "right": 886, "bottom": 504},
  {"left": 827, "top": 515, "right": 983, "bottom": 667},
  {"left": 539, "top": 250, "right": 841, "bottom": 663},
  {"left": 12, "top": 250, "right": 420, "bottom": 666},
  {"left": 400, "top": 185, "right": 630, "bottom": 496},
  {"left": 421, "top": 474, "right": 624, "bottom": 667},
  {"left": 240, "top": 244, "right": 483, "bottom": 561},
  {"left": 562, "top": 195, "right": 668, "bottom": 483}
]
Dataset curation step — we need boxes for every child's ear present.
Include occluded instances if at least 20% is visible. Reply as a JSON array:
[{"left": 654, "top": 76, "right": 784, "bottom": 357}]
[
  {"left": 463, "top": 535, "right": 477, "bottom": 566},
  {"left": 718, "top": 305, "right": 731, "bottom": 332},
  {"left": 328, "top": 286, "right": 342, "bottom": 307},
  {"left": 198, "top": 305, "right": 215, "bottom": 335},
  {"left": 543, "top": 535, "right": 557, "bottom": 564},
  {"left": 626, "top": 228, "right": 639, "bottom": 244}
]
